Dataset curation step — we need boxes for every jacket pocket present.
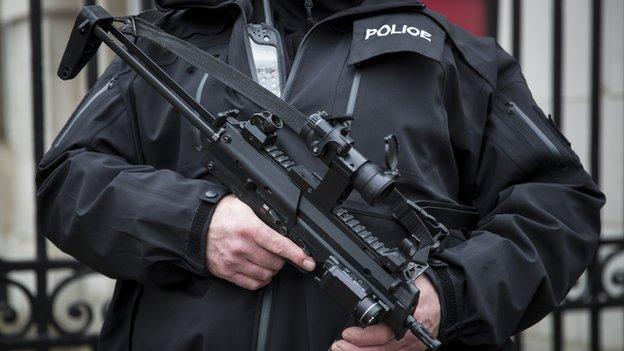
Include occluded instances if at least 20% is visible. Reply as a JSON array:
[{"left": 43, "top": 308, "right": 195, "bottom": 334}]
[
  {"left": 498, "top": 100, "right": 569, "bottom": 170},
  {"left": 506, "top": 102, "right": 562, "bottom": 161},
  {"left": 190, "top": 46, "right": 227, "bottom": 152},
  {"left": 531, "top": 105, "right": 583, "bottom": 167},
  {"left": 536, "top": 107, "right": 571, "bottom": 147},
  {"left": 53, "top": 76, "right": 118, "bottom": 147}
]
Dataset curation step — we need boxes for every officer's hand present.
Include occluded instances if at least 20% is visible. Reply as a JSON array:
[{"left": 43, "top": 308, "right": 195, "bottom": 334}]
[
  {"left": 331, "top": 275, "right": 440, "bottom": 351},
  {"left": 206, "top": 195, "right": 316, "bottom": 290}
]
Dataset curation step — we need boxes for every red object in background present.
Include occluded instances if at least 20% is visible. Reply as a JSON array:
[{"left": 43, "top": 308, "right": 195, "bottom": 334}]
[{"left": 425, "top": 0, "right": 491, "bottom": 37}]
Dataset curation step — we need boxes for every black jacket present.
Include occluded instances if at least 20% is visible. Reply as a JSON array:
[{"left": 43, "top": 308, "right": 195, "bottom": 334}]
[{"left": 36, "top": 0, "right": 604, "bottom": 350}]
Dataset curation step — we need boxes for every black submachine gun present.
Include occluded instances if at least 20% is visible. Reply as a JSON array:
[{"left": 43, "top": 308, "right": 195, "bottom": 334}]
[{"left": 58, "top": 6, "right": 447, "bottom": 350}]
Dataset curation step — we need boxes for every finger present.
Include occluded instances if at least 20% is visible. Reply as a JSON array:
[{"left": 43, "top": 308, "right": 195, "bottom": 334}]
[
  {"left": 342, "top": 325, "right": 394, "bottom": 347},
  {"left": 242, "top": 245, "right": 285, "bottom": 271},
  {"left": 235, "top": 258, "right": 276, "bottom": 282},
  {"left": 252, "top": 223, "right": 315, "bottom": 271},
  {"left": 331, "top": 339, "right": 399, "bottom": 351},
  {"left": 229, "top": 273, "right": 268, "bottom": 291}
]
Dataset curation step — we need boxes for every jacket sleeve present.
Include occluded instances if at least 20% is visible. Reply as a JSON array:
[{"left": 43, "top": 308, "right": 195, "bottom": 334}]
[
  {"left": 36, "top": 61, "right": 227, "bottom": 287},
  {"left": 433, "top": 47, "right": 605, "bottom": 348}
]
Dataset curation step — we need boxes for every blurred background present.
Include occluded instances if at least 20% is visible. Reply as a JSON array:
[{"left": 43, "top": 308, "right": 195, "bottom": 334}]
[{"left": 0, "top": 0, "right": 622, "bottom": 350}]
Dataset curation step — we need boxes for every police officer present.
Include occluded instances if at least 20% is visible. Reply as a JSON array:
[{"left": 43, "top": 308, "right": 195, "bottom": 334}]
[{"left": 37, "top": 1, "right": 604, "bottom": 350}]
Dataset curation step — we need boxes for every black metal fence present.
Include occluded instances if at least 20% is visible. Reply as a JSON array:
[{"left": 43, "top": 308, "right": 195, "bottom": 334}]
[
  {"left": 0, "top": 3, "right": 128, "bottom": 350},
  {"left": 0, "top": 0, "right": 622, "bottom": 350}
]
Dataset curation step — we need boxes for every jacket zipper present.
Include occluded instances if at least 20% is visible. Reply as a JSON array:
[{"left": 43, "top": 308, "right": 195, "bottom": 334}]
[
  {"left": 255, "top": 282, "right": 274, "bottom": 351},
  {"left": 345, "top": 69, "right": 361, "bottom": 116},
  {"left": 252, "top": 8, "right": 334, "bottom": 351},
  {"left": 246, "top": 3, "right": 426, "bottom": 350},
  {"left": 54, "top": 77, "right": 117, "bottom": 147},
  {"left": 245, "top": 3, "right": 279, "bottom": 350},
  {"left": 281, "top": 21, "right": 323, "bottom": 100},
  {"left": 253, "top": 14, "right": 361, "bottom": 351},
  {"left": 506, "top": 102, "right": 562, "bottom": 159}
]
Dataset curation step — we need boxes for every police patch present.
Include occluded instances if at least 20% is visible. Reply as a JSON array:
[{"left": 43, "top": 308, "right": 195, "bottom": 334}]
[{"left": 348, "top": 13, "right": 446, "bottom": 65}]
